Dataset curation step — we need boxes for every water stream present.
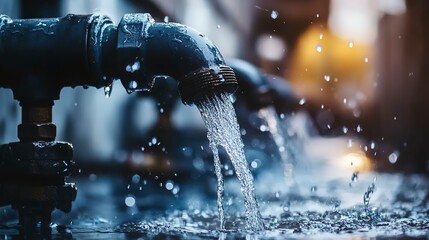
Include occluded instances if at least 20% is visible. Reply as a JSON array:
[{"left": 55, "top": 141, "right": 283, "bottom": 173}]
[
  {"left": 196, "top": 92, "right": 265, "bottom": 231},
  {"left": 258, "top": 106, "right": 295, "bottom": 188}
]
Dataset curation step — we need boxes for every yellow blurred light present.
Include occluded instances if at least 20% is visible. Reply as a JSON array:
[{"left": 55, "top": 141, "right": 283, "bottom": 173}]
[{"left": 340, "top": 152, "right": 372, "bottom": 172}]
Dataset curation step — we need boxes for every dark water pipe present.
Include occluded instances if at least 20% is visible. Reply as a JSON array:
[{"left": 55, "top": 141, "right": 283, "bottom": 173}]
[
  {"left": 0, "top": 13, "right": 237, "bottom": 104},
  {"left": 227, "top": 58, "right": 298, "bottom": 112}
]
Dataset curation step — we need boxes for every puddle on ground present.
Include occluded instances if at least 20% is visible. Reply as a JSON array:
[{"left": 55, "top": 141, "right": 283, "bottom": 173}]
[{"left": 0, "top": 169, "right": 427, "bottom": 239}]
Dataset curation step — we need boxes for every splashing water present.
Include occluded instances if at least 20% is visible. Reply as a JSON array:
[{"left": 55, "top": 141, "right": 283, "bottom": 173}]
[
  {"left": 363, "top": 178, "right": 376, "bottom": 211},
  {"left": 257, "top": 106, "right": 295, "bottom": 187},
  {"left": 196, "top": 92, "right": 265, "bottom": 231},
  {"left": 104, "top": 84, "right": 113, "bottom": 98}
]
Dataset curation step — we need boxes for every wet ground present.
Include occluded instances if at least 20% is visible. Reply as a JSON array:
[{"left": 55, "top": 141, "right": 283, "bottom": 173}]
[{"left": 0, "top": 166, "right": 428, "bottom": 239}]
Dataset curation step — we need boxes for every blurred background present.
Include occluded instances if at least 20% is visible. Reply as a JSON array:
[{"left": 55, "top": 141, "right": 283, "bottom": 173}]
[{"left": 0, "top": 0, "right": 428, "bottom": 176}]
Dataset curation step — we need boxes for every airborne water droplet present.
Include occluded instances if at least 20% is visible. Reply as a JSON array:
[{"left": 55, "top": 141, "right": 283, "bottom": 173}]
[
  {"left": 104, "top": 84, "right": 113, "bottom": 98},
  {"left": 271, "top": 10, "right": 278, "bottom": 19},
  {"left": 126, "top": 61, "right": 141, "bottom": 73},
  {"left": 125, "top": 196, "right": 136, "bottom": 207},
  {"left": 351, "top": 172, "right": 358, "bottom": 182},
  {"left": 165, "top": 180, "right": 174, "bottom": 190},
  {"left": 315, "top": 44, "right": 322, "bottom": 53},
  {"left": 324, "top": 75, "right": 330, "bottom": 82},
  {"left": 128, "top": 80, "right": 138, "bottom": 90},
  {"left": 388, "top": 151, "right": 399, "bottom": 164}
]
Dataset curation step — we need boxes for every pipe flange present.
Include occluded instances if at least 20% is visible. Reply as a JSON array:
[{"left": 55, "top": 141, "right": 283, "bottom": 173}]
[
  {"left": 0, "top": 142, "right": 74, "bottom": 177},
  {"left": 116, "top": 13, "right": 155, "bottom": 92},
  {"left": 3, "top": 183, "right": 77, "bottom": 212}
]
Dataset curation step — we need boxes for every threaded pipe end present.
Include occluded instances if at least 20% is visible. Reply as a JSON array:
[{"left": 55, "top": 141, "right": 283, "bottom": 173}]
[{"left": 178, "top": 66, "right": 238, "bottom": 105}]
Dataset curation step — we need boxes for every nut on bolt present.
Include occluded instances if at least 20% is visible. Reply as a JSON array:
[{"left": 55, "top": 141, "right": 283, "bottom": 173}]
[{"left": 18, "top": 123, "right": 56, "bottom": 141}]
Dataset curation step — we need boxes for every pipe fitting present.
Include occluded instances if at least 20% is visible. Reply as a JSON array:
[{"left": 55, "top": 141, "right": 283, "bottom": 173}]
[{"left": 114, "top": 13, "right": 237, "bottom": 104}]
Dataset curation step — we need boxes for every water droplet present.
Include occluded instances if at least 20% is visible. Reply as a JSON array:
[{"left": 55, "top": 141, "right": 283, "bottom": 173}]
[
  {"left": 316, "top": 13, "right": 320, "bottom": 18},
  {"left": 259, "top": 124, "right": 269, "bottom": 132},
  {"left": 126, "top": 61, "right": 141, "bottom": 73},
  {"left": 364, "top": 57, "right": 369, "bottom": 63},
  {"left": 311, "top": 186, "right": 317, "bottom": 193},
  {"left": 321, "top": 105, "right": 324, "bottom": 109},
  {"left": 74, "top": 102, "right": 78, "bottom": 107},
  {"left": 219, "top": 75, "right": 225, "bottom": 83},
  {"left": 172, "top": 186, "right": 180, "bottom": 195},
  {"left": 370, "top": 141, "right": 376, "bottom": 150},
  {"left": 356, "top": 125, "right": 362, "bottom": 133},
  {"left": 164, "top": 16, "right": 169, "bottom": 23},
  {"left": 132, "top": 174, "right": 140, "bottom": 184},
  {"left": 241, "top": 129, "right": 247, "bottom": 136},
  {"left": 141, "top": 146, "right": 145, "bottom": 151},
  {"left": 165, "top": 180, "right": 174, "bottom": 190},
  {"left": 324, "top": 75, "right": 330, "bottom": 82},
  {"left": 250, "top": 160, "right": 259, "bottom": 169},
  {"left": 217, "top": 25, "right": 221, "bottom": 29},
  {"left": 271, "top": 10, "right": 278, "bottom": 19},
  {"left": 363, "top": 180, "right": 376, "bottom": 210},
  {"left": 125, "top": 196, "right": 136, "bottom": 207},
  {"left": 128, "top": 80, "right": 138, "bottom": 90},
  {"left": 351, "top": 172, "right": 358, "bottom": 182},
  {"left": 104, "top": 84, "right": 112, "bottom": 98},
  {"left": 315, "top": 44, "right": 322, "bottom": 53},
  {"left": 348, "top": 41, "right": 354, "bottom": 48},
  {"left": 347, "top": 139, "right": 353, "bottom": 148},
  {"left": 299, "top": 98, "right": 306, "bottom": 105},
  {"left": 160, "top": 108, "right": 164, "bottom": 113},
  {"left": 89, "top": 173, "right": 97, "bottom": 181},
  {"left": 388, "top": 151, "right": 399, "bottom": 164},
  {"left": 319, "top": 33, "right": 323, "bottom": 40}
]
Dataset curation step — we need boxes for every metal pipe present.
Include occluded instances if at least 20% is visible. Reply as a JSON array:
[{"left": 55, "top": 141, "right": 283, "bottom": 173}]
[
  {"left": 227, "top": 58, "right": 298, "bottom": 112},
  {"left": 0, "top": 13, "right": 238, "bottom": 104}
]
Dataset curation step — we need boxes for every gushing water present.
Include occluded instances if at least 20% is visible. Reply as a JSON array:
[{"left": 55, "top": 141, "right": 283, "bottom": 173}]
[
  {"left": 258, "top": 106, "right": 295, "bottom": 186},
  {"left": 196, "top": 92, "right": 265, "bottom": 231}
]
